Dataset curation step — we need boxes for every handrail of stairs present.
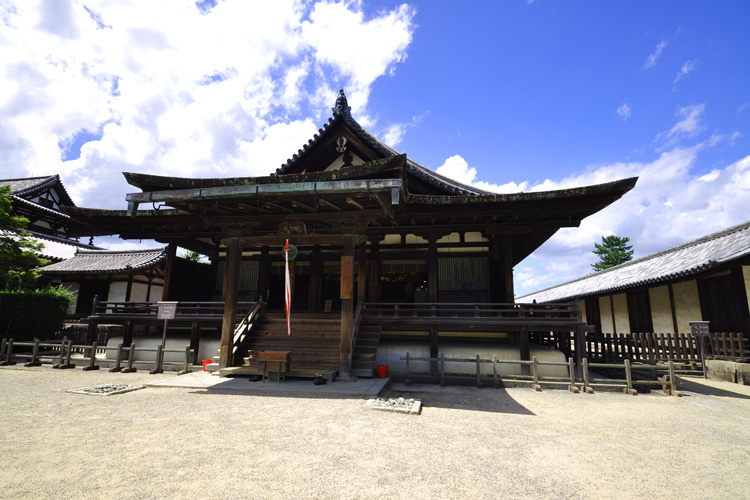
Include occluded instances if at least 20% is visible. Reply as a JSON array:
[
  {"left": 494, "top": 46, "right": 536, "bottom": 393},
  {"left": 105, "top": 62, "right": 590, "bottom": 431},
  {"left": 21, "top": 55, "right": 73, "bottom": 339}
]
[
  {"left": 347, "top": 299, "right": 365, "bottom": 374},
  {"left": 232, "top": 301, "right": 265, "bottom": 363}
]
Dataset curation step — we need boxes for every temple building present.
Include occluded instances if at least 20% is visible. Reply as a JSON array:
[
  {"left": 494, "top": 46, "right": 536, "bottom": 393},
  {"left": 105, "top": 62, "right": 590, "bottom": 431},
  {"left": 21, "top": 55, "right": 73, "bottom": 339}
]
[
  {"left": 64, "top": 90, "right": 637, "bottom": 377},
  {"left": 1, "top": 175, "right": 97, "bottom": 264}
]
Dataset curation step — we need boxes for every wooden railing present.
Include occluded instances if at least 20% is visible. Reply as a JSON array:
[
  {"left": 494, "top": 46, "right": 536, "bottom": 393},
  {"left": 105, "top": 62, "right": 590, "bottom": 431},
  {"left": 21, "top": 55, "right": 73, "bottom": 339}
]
[
  {"left": 90, "top": 300, "right": 256, "bottom": 319},
  {"left": 364, "top": 302, "right": 580, "bottom": 323}
]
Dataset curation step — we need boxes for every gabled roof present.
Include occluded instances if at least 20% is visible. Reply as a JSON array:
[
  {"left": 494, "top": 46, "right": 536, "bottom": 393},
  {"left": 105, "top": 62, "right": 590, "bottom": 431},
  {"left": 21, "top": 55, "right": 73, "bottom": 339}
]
[
  {"left": 519, "top": 220, "right": 750, "bottom": 303},
  {"left": 0, "top": 229, "right": 98, "bottom": 262},
  {"left": 0, "top": 174, "right": 76, "bottom": 207},
  {"left": 42, "top": 247, "right": 167, "bottom": 274},
  {"left": 274, "top": 89, "right": 487, "bottom": 196}
]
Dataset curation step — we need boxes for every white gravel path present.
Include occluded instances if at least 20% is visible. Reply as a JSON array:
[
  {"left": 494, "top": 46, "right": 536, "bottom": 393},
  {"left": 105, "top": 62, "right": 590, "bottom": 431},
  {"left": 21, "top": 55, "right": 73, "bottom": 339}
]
[{"left": 1, "top": 366, "right": 749, "bottom": 500}]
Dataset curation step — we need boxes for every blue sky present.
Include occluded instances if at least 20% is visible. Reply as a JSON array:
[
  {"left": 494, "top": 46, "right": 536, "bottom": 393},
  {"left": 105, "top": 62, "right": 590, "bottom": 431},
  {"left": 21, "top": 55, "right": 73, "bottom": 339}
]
[{"left": 2, "top": 0, "right": 749, "bottom": 297}]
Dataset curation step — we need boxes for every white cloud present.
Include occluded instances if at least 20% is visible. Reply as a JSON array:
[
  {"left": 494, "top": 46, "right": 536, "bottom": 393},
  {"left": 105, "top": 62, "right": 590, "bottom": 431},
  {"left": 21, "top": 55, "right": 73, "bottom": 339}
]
[
  {"left": 615, "top": 103, "right": 632, "bottom": 121},
  {"left": 511, "top": 149, "right": 750, "bottom": 296},
  {"left": 673, "top": 59, "right": 697, "bottom": 86},
  {"left": 0, "top": 0, "right": 416, "bottom": 210},
  {"left": 653, "top": 104, "right": 705, "bottom": 147},
  {"left": 644, "top": 40, "right": 667, "bottom": 68}
]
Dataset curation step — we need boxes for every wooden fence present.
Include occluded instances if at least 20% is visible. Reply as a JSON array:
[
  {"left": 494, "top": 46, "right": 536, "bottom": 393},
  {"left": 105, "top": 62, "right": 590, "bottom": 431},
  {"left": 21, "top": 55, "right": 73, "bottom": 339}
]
[
  {"left": 400, "top": 352, "right": 680, "bottom": 396},
  {"left": 529, "top": 331, "right": 748, "bottom": 363}
]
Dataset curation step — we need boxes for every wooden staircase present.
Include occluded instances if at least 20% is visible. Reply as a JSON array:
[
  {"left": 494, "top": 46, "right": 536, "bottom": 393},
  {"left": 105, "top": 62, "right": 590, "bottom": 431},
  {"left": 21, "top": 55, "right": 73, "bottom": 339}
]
[
  {"left": 240, "top": 313, "right": 341, "bottom": 375},
  {"left": 351, "top": 324, "right": 382, "bottom": 377}
]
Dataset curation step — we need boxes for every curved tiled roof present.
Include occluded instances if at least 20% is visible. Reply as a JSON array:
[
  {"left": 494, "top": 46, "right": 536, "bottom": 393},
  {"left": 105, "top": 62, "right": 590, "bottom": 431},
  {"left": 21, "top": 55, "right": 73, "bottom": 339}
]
[
  {"left": 518, "top": 220, "right": 750, "bottom": 303},
  {"left": 274, "top": 89, "right": 488, "bottom": 196},
  {"left": 42, "top": 247, "right": 167, "bottom": 274},
  {"left": 0, "top": 174, "right": 76, "bottom": 207}
]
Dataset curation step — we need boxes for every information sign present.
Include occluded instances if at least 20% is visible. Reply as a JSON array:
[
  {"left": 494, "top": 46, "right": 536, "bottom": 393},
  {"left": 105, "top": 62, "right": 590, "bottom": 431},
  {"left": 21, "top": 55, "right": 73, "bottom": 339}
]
[
  {"left": 157, "top": 301, "right": 178, "bottom": 320},
  {"left": 689, "top": 321, "right": 710, "bottom": 337}
]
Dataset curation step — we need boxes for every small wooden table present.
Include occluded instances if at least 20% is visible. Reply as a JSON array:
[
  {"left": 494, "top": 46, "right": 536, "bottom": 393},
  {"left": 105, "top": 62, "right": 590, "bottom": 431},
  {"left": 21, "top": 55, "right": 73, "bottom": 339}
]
[{"left": 257, "top": 351, "right": 291, "bottom": 382}]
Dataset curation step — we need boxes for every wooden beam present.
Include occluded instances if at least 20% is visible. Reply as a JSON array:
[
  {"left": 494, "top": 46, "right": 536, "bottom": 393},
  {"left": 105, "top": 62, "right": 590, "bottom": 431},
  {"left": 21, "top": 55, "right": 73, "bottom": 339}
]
[
  {"left": 346, "top": 197, "right": 364, "bottom": 210},
  {"left": 263, "top": 202, "right": 294, "bottom": 214},
  {"left": 318, "top": 199, "right": 341, "bottom": 211},
  {"left": 373, "top": 192, "right": 394, "bottom": 218},
  {"left": 230, "top": 234, "right": 366, "bottom": 247},
  {"left": 291, "top": 200, "right": 317, "bottom": 213}
]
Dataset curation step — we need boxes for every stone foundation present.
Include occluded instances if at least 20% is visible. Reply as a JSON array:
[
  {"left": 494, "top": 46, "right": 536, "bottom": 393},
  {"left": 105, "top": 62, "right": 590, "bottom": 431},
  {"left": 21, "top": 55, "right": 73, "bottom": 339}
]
[{"left": 707, "top": 360, "right": 750, "bottom": 386}]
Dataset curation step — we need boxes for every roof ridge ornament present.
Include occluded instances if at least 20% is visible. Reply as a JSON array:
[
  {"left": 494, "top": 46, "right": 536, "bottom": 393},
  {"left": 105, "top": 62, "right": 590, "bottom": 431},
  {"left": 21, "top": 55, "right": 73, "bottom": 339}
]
[{"left": 332, "top": 88, "right": 351, "bottom": 117}]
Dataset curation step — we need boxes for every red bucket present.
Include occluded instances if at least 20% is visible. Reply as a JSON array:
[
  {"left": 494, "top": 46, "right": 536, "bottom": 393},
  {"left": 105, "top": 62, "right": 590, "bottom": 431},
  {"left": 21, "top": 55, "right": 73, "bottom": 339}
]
[
  {"left": 377, "top": 365, "right": 389, "bottom": 378},
  {"left": 202, "top": 359, "right": 212, "bottom": 371}
]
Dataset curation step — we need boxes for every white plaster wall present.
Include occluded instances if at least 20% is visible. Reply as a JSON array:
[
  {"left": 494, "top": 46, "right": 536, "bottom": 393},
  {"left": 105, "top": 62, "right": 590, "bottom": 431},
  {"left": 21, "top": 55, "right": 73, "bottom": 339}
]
[
  {"left": 374, "top": 340, "right": 567, "bottom": 377},
  {"left": 599, "top": 296, "right": 614, "bottom": 333},
  {"left": 150, "top": 285, "right": 164, "bottom": 301},
  {"left": 744, "top": 266, "right": 750, "bottom": 319},
  {"left": 649, "top": 286, "right": 674, "bottom": 333},
  {"left": 580, "top": 300, "right": 587, "bottom": 324},
  {"left": 62, "top": 282, "right": 80, "bottom": 314},
  {"left": 612, "top": 293, "right": 631, "bottom": 334},
  {"left": 130, "top": 282, "right": 150, "bottom": 302},
  {"left": 107, "top": 281, "right": 128, "bottom": 302},
  {"left": 673, "top": 280, "right": 702, "bottom": 333}
]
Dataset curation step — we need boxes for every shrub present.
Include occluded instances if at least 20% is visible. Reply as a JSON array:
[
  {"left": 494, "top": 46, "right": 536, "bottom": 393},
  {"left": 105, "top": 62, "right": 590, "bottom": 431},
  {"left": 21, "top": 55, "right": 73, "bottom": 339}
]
[{"left": 0, "top": 286, "right": 75, "bottom": 341}]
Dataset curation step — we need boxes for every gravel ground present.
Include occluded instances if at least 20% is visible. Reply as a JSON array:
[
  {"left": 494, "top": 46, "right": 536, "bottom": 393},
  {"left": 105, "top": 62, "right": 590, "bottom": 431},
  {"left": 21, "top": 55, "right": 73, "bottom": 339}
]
[{"left": 1, "top": 366, "right": 749, "bottom": 500}]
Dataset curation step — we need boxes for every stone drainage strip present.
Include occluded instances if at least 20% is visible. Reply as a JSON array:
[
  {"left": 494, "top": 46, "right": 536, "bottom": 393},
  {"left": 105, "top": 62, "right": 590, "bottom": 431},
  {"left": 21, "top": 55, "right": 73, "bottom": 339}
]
[
  {"left": 366, "top": 397, "right": 422, "bottom": 415},
  {"left": 66, "top": 384, "right": 145, "bottom": 396}
]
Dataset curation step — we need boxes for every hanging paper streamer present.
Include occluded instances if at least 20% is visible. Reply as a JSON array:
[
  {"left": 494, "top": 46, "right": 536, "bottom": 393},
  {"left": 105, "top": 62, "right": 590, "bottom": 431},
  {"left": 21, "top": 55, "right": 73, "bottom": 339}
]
[{"left": 284, "top": 239, "right": 291, "bottom": 336}]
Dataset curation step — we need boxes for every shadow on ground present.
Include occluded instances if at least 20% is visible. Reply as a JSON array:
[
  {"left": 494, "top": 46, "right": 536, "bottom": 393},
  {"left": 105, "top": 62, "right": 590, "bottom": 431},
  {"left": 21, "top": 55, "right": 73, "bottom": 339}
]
[
  {"left": 386, "top": 384, "right": 535, "bottom": 415},
  {"left": 677, "top": 378, "right": 750, "bottom": 400}
]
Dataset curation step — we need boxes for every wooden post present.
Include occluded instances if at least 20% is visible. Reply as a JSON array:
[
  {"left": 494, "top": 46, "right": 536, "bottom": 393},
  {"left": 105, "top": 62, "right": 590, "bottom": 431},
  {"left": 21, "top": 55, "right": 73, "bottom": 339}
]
[
  {"left": 219, "top": 238, "right": 241, "bottom": 369},
  {"left": 189, "top": 321, "right": 201, "bottom": 365},
  {"left": 309, "top": 246, "right": 322, "bottom": 311},
  {"left": 110, "top": 343, "right": 123, "bottom": 372},
  {"left": 150, "top": 344, "right": 164, "bottom": 374},
  {"left": 339, "top": 233, "right": 355, "bottom": 377},
  {"left": 367, "top": 239, "right": 380, "bottom": 302},
  {"left": 162, "top": 243, "right": 177, "bottom": 300},
  {"left": 256, "top": 246, "right": 270, "bottom": 303},
  {"left": 122, "top": 343, "right": 136, "bottom": 373},
  {"left": 357, "top": 241, "right": 367, "bottom": 304},
  {"left": 476, "top": 354, "right": 482, "bottom": 388},
  {"left": 179, "top": 345, "right": 191, "bottom": 375},
  {"left": 85, "top": 295, "right": 99, "bottom": 345},
  {"left": 83, "top": 342, "right": 99, "bottom": 371},
  {"left": 532, "top": 356, "right": 541, "bottom": 391},
  {"left": 582, "top": 358, "right": 593, "bottom": 393},
  {"left": 428, "top": 235, "right": 439, "bottom": 374},
  {"left": 519, "top": 326, "right": 530, "bottom": 375},
  {"left": 123, "top": 320, "right": 134, "bottom": 348}
]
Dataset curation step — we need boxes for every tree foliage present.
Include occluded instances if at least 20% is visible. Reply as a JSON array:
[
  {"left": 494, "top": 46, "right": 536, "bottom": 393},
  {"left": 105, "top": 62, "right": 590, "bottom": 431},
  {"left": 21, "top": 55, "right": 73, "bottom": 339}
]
[
  {"left": 591, "top": 235, "right": 634, "bottom": 272},
  {"left": 183, "top": 250, "right": 201, "bottom": 262},
  {"left": 0, "top": 185, "right": 50, "bottom": 288},
  {"left": 0, "top": 286, "right": 75, "bottom": 340}
]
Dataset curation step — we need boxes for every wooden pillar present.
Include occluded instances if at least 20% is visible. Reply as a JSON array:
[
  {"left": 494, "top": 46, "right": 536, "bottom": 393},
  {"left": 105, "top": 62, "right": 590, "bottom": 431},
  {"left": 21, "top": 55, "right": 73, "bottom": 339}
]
[
  {"left": 219, "top": 238, "right": 241, "bottom": 369},
  {"left": 123, "top": 320, "right": 134, "bottom": 347},
  {"left": 190, "top": 321, "right": 201, "bottom": 365},
  {"left": 488, "top": 235, "right": 514, "bottom": 303},
  {"left": 519, "top": 326, "right": 530, "bottom": 375},
  {"left": 367, "top": 240, "right": 380, "bottom": 302},
  {"left": 309, "top": 245, "right": 322, "bottom": 312},
  {"left": 357, "top": 241, "right": 367, "bottom": 303},
  {"left": 340, "top": 234, "right": 355, "bottom": 377},
  {"left": 162, "top": 243, "right": 177, "bottom": 301},
  {"left": 428, "top": 235, "right": 439, "bottom": 372},
  {"left": 256, "top": 246, "right": 270, "bottom": 303},
  {"left": 125, "top": 276, "right": 133, "bottom": 302},
  {"left": 502, "top": 236, "right": 514, "bottom": 304}
]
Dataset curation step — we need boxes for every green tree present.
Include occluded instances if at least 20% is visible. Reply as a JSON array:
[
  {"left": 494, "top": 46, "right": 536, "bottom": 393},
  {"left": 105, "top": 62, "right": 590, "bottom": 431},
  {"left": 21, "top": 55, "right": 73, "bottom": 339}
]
[
  {"left": 0, "top": 185, "right": 50, "bottom": 288},
  {"left": 591, "top": 235, "right": 634, "bottom": 272},
  {"left": 183, "top": 250, "right": 201, "bottom": 262}
]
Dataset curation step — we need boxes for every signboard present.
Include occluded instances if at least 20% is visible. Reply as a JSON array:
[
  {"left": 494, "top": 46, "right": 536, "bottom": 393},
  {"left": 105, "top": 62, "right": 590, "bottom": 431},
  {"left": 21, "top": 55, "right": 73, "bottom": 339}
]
[
  {"left": 157, "top": 301, "right": 178, "bottom": 320},
  {"left": 689, "top": 321, "right": 710, "bottom": 337}
]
